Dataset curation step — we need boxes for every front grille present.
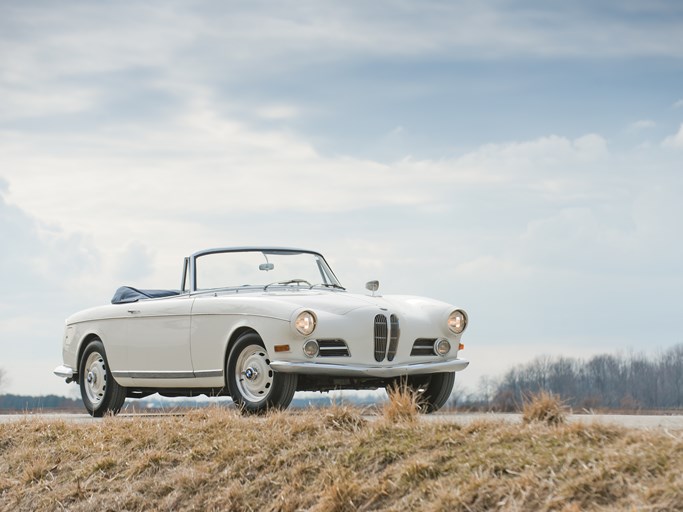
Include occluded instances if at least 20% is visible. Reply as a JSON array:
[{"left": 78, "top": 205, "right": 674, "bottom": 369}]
[
  {"left": 411, "top": 338, "right": 437, "bottom": 356},
  {"left": 374, "top": 315, "right": 388, "bottom": 362},
  {"left": 317, "top": 339, "right": 350, "bottom": 357},
  {"left": 387, "top": 314, "right": 400, "bottom": 361},
  {"left": 374, "top": 314, "right": 401, "bottom": 362}
]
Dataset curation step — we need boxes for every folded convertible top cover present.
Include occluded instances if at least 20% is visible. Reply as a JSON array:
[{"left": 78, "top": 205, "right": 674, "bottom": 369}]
[{"left": 111, "top": 286, "right": 180, "bottom": 304}]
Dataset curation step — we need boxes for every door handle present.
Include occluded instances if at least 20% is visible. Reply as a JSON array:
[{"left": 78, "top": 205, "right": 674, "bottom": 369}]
[{"left": 127, "top": 309, "right": 141, "bottom": 314}]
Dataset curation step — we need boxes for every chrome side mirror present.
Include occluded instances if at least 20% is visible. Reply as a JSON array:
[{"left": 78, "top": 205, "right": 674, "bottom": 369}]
[{"left": 365, "top": 280, "right": 379, "bottom": 295}]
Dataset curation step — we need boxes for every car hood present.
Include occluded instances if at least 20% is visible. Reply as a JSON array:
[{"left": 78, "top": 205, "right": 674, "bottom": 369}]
[{"left": 241, "top": 290, "right": 452, "bottom": 316}]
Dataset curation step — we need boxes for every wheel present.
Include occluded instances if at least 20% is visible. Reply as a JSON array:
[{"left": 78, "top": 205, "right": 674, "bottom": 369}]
[
  {"left": 227, "top": 332, "right": 297, "bottom": 414},
  {"left": 79, "top": 339, "right": 127, "bottom": 417},
  {"left": 392, "top": 372, "right": 456, "bottom": 413}
]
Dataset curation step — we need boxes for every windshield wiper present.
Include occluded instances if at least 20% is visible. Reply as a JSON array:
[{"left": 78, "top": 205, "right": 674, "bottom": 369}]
[
  {"left": 264, "top": 279, "right": 312, "bottom": 291},
  {"left": 309, "top": 283, "right": 346, "bottom": 291}
]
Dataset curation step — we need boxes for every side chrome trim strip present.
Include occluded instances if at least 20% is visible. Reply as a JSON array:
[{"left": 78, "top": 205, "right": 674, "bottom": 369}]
[
  {"left": 112, "top": 370, "right": 223, "bottom": 379},
  {"left": 193, "top": 370, "right": 223, "bottom": 378},
  {"left": 113, "top": 371, "right": 195, "bottom": 379}
]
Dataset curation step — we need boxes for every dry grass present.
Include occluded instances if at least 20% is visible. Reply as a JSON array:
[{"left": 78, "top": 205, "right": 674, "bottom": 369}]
[
  {"left": 522, "top": 391, "right": 569, "bottom": 426},
  {"left": 323, "top": 403, "right": 367, "bottom": 432},
  {"left": 1, "top": 407, "right": 682, "bottom": 511},
  {"left": 382, "top": 381, "right": 422, "bottom": 423}
]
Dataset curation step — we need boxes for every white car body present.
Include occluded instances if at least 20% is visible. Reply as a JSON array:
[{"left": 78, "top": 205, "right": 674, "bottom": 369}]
[{"left": 55, "top": 247, "right": 469, "bottom": 415}]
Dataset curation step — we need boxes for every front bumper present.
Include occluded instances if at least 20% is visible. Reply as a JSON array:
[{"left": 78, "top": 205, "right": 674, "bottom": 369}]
[
  {"left": 54, "top": 364, "right": 76, "bottom": 380},
  {"left": 270, "top": 358, "right": 469, "bottom": 378}
]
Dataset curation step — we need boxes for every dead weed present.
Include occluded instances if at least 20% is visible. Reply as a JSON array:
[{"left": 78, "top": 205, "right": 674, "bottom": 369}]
[
  {"left": 0, "top": 407, "right": 681, "bottom": 511},
  {"left": 522, "top": 390, "right": 569, "bottom": 426}
]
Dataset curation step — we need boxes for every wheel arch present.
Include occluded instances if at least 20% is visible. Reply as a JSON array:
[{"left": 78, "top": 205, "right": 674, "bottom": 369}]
[
  {"left": 223, "top": 326, "right": 261, "bottom": 384},
  {"left": 74, "top": 333, "right": 102, "bottom": 384}
]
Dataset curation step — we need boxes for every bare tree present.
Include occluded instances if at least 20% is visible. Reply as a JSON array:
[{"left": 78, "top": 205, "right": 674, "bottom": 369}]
[{"left": 489, "top": 344, "right": 683, "bottom": 410}]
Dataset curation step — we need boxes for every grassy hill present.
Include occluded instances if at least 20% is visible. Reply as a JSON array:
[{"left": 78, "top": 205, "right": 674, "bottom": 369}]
[{"left": 1, "top": 397, "right": 682, "bottom": 511}]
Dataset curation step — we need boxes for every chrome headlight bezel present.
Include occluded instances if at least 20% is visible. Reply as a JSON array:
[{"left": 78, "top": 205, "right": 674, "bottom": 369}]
[
  {"left": 294, "top": 310, "right": 317, "bottom": 336},
  {"left": 434, "top": 338, "right": 451, "bottom": 356},
  {"left": 447, "top": 309, "right": 467, "bottom": 334},
  {"left": 303, "top": 339, "right": 319, "bottom": 358}
]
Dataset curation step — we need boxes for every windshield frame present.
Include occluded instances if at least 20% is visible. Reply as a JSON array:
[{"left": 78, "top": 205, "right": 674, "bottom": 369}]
[{"left": 183, "top": 247, "right": 343, "bottom": 293}]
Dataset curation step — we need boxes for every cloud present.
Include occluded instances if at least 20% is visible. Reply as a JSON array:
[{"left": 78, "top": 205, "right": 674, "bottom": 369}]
[
  {"left": 662, "top": 123, "right": 683, "bottom": 148},
  {"left": 627, "top": 119, "right": 656, "bottom": 132},
  {"left": 255, "top": 104, "right": 301, "bottom": 120},
  {"left": 0, "top": 185, "right": 105, "bottom": 394},
  {"left": 2, "top": 0, "right": 683, "bottom": 101},
  {"left": 115, "top": 241, "right": 155, "bottom": 283},
  {"left": 0, "top": 94, "right": 613, "bottom": 241},
  {"left": 0, "top": 118, "right": 636, "bottom": 305},
  {"left": 0, "top": 182, "right": 99, "bottom": 293},
  {"left": 673, "top": 99, "right": 683, "bottom": 109},
  {"left": 0, "top": 85, "right": 98, "bottom": 122}
]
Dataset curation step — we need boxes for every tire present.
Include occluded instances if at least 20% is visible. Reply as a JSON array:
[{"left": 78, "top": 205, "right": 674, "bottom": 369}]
[
  {"left": 227, "top": 332, "right": 297, "bottom": 414},
  {"left": 79, "top": 339, "right": 127, "bottom": 417},
  {"left": 395, "top": 372, "right": 456, "bottom": 413}
]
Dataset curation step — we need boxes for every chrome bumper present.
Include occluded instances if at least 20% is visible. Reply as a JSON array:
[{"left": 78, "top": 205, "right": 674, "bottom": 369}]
[
  {"left": 270, "top": 358, "right": 469, "bottom": 378},
  {"left": 54, "top": 364, "right": 76, "bottom": 379}
]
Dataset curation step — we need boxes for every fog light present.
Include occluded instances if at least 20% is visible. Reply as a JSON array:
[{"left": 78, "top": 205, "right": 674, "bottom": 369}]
[
  {"left": 303, "top": 339, "right": 319, "bottom": 358},
  {"left": 434, "top": 339, "right": 451, "bottom": 356}
]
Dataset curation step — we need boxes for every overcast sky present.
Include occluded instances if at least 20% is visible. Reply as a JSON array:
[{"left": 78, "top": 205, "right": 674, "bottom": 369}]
[{"left": 1, "top": 0, "right": 682, "bottom": 397}]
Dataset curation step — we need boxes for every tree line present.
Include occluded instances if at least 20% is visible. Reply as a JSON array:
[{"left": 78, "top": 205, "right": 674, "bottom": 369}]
[
  {"left": 482, "top": 344, "right": 683, "bottom": 411},
  {"left": 0, "top": 394, "right": 82, "bottom": 411}
]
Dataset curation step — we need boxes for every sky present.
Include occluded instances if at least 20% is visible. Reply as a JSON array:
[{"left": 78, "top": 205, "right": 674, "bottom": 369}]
[{"left": 1, "top": 0, "right": 682, "bottom": 397}]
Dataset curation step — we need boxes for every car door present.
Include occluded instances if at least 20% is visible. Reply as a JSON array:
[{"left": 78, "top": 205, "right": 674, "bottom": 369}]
[
  {"left": 122, "top": 295, "right": 195, "bottom": 384},
  {"left": 187, "top": 294, "right": 237, "bottom": 386}
]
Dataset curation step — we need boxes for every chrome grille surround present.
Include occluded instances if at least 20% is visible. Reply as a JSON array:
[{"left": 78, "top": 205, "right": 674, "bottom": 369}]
[
  {"left": 374, "top": 314, "right": 388, "bottom": 362},
  {"left": 374, "top": 313, "right": 400, "bottom": 362},
  {"left": 387, "top": 314, "right": 400, "bottom": 361}
]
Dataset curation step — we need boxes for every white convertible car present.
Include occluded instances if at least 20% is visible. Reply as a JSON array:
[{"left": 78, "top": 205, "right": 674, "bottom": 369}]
[{"left": 54, "top": 247, "right": 469, "bottom": 416}]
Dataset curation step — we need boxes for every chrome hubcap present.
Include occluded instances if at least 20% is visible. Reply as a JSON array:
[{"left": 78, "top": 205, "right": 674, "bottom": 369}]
[
  {"left": 84, "top": 352, "right": 107, "bottom": 405},
  {"left": 235, "top": 344, "right": 273, "bottom": 403}
]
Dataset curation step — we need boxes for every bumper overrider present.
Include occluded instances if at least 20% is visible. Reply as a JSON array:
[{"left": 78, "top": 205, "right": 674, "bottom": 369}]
[
  {"left": 54, "top": 364, "right": 76, "bottom": 379},
  {"left": 270, "top": 358, "right": 469, "bottom": 378}
]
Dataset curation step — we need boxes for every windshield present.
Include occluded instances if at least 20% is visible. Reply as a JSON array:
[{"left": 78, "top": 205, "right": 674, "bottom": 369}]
[{"left": 194, "top": 250, "right": 342, "bottom": 291}]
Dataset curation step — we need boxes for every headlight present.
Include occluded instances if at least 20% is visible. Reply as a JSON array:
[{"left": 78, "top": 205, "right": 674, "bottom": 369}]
[
  {"left": 295, "top": 311, "right": 317, "bottom": 336},
  {"left": 447, "top": 310, "right": 467, "bottom": 334}
]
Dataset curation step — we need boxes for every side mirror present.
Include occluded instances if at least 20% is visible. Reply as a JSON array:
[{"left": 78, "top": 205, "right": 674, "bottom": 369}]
[{"left": 365, "top": 280, "right": 379, "bottom": 292}]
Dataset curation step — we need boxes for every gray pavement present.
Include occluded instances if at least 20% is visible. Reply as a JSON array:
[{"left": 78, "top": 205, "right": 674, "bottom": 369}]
[{"left": 1, "top": 412, "right": 683, "bottom": 430}]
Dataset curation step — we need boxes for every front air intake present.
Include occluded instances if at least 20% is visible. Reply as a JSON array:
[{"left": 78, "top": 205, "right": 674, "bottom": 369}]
[
  {"left": 387, "top": 314, "right": 400, "bottom": 361},
  {"left": 374, "top": 314, "right": 388, "bottom": 362},
  {"left": 374, "top": 314, "right": 400, "bottom": 362},
  {"left": 317, "top": 339, "right": 350, "bottom": 357},
  {"left": 411, "top": 338, "right": 438, "bottom": 356}
]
